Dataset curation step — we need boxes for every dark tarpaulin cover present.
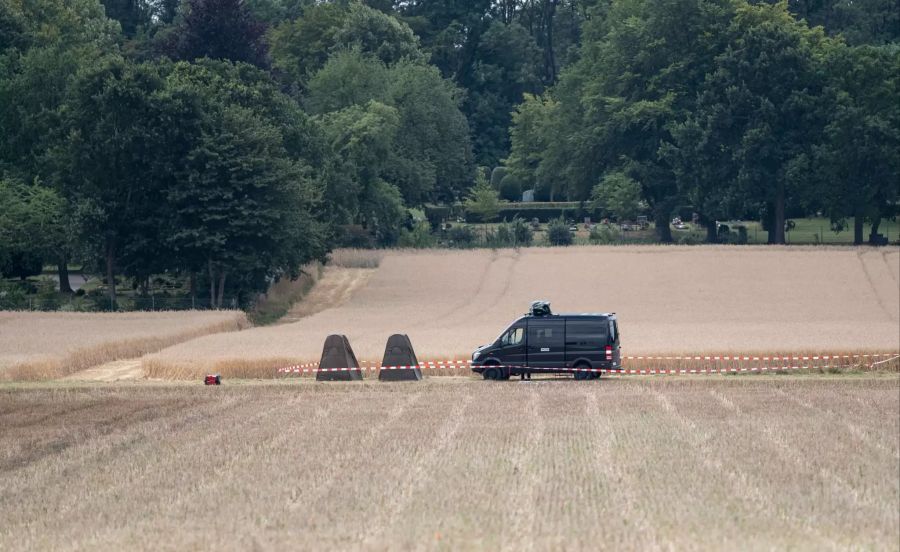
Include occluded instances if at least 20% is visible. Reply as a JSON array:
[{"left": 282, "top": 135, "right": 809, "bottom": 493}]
[
  {"left": 378, "top": 334, "right": 422, "bottom": 381},
  {"left": 316, "top": 334, "right": 363, "bottom": 381}
]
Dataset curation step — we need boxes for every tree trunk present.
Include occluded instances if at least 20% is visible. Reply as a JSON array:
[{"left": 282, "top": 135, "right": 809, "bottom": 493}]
[
  {"left": 868, "top": 214, "right": 882, "bottom": 244},
  {"left": 654, "top": 205, "right": 673, "bottom": 243},
  {"left": 217, "top": 272, "right": 226, "bottom": 309},
  {"left": 853, "top": 213, "right": 864, "bottom": 245},
  {"left": 208, "top": 259, "right": 216, "bottom": 308},
  {"left": 105, "top": 239, "right": 117, "bottom": 309},
  {"left": 705, "top": 220, "right": 718, "bottom": 244},
  {"left": 57, "top": 257, "right": 73, "bottom": 294},
  {"left": 543, "top": 0, "right": 558, "bottom": 83},
  {"left": 772, "top": 183, "right": 786, "bottom": 244}
]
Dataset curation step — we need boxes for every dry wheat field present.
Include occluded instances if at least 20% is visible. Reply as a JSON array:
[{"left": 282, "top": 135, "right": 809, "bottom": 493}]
[
  {"left": 0, "top": 377, "right": 897, "bottom": 551},
  {"left": 0, "top": 311, "right": 248, "bottom": 380},
  {"left": 145, "top": 246, "right": 900, "bottom": 379}
]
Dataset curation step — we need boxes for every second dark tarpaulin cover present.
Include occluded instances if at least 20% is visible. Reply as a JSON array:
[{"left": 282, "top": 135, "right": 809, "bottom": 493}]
[{"left": 378, "top": 334, "right": 422, "bottom": 381}]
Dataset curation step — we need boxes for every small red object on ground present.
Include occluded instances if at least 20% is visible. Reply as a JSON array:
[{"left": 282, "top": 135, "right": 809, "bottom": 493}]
[{"left": 204, "top": 374, "right": 221, "bottom": 385}]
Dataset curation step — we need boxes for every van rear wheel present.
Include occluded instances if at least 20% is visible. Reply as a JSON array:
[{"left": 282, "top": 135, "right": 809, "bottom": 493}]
[
  {"left": 483, "top": 367, "right": 500, "bottom": 380},
  {"left": 573, "top": 363, "right": 593, "bottom": 381}
]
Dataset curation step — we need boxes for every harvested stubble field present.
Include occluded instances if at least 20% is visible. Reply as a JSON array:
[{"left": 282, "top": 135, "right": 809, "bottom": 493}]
[
  {"left": 145, "top": 246, "right": 900, "bottom": 379},
  {"left": 1, "top": 377, "right": 897, "bottom": 550},
  {"left": 0, "top": 311, "right": 248, "bottom": 380}
]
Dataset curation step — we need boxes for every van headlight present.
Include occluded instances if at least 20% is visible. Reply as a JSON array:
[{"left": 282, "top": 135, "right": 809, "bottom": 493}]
[{"left": 472, "top": 351, "right": 481, "bottom": 361}]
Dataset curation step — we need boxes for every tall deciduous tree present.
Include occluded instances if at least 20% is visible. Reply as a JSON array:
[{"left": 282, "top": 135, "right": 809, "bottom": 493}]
[
  {"left": 172, "top": 0, "right": 269, "bottom": 67},
  {"left": 464, "top": 20, "right": 543, "bottom": 167},
  {"left": 0, "top": 0, "right": 119, "bottom": 290},
  {"left": 101, "top": 0, "right": 152, "bottom": 36},
  {"left": 511, "top": 0, "right": 735, "bottom": 240},
  {"left": 53, "top": 56, "right": 167, "bottom": 305},
  {"left": 318, "top": 100, "right": 405, "bottom": 245},
  {"left": 306, "top": 48, "right": 473, "bottom": 207},
  {"left": 688, "top": 2, "right": 832, "bottom": 244},
  {"left": 591, "top": 171, "right": 643, "bottom": 222},
  {"left": 384, "top": 60, "right": 473, "bottom": 203},
  {"left": 0, "top": 178, "right": 68, "bottom": 282},
  {"left": 160, "top": 59, "right": 328, "bottom": 305},
  {"left": 269, "top": 2, "right": 349, "bottom": 90},
  {"left": 756, "top": 0, "right": 900, "bottom": 45},
  {"left": 816, "top": 43, "right": 900, "bottom": 244}
]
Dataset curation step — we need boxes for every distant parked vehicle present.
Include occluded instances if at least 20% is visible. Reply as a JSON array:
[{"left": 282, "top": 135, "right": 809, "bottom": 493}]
[{"left": 471, "top": 301, "right": 621, "bottom": 380}]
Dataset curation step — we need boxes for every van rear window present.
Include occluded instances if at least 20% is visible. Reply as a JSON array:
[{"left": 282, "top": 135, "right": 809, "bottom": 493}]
[{"left": 566, "top": 320, "right": 608, "bottom": 343}]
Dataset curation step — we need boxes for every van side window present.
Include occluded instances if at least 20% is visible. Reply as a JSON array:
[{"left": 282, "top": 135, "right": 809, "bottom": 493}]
[
  {"left": 608, "top": 320, "right": 617, "bottom": 342},
  {"left": 566, "top": 320, "right": 608, "bottom": 345},
  {"left": 503, "top": 327, "right": 524, "bottom": 346},
  {"left": 528, "top": 321, "right": 564, "bottom": 347}
]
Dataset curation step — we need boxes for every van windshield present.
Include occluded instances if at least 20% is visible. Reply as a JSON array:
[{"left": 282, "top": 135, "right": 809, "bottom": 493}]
[{"left": 496, "top": 324, "right": 524, "bottom": 346}]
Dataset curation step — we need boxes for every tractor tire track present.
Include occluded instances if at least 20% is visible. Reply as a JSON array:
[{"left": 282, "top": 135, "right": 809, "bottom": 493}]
[
  {"left": 856, "top": 250, "right": 898, "bottom": 321},
  {"left": 656, "top": 389, "right": 840, "bottom": 549},
  {"left": 358, "top": 391, "right": 474, "bottom": 547}
]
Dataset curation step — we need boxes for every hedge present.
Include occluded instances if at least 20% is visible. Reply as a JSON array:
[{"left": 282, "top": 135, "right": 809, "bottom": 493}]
[
  {"left": 494, "top": 202, "right": 601, "bottom": 223},
  {"left": 426, "top": 202, "right": 610, "bottom": 224}
]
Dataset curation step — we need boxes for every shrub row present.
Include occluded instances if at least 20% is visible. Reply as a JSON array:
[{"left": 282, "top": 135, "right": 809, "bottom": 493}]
[{"left": 424, "top": 202, "right": 605, "bottom": 226}]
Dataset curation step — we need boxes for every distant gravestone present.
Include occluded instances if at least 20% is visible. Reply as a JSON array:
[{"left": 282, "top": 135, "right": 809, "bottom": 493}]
[
  {"left": 316, "top": 334, "right": 363, "bottom": 381},
  {"left": 378, "top": 334, "right": 422, "bottom": 382}
]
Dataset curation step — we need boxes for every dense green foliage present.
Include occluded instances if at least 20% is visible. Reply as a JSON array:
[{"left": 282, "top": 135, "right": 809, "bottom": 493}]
[
  {"left": 507, "top": 0, "right": 898, "bottom": 243},
  {"left": 0, "top": 0, "right": 897, "bottom": 308}
]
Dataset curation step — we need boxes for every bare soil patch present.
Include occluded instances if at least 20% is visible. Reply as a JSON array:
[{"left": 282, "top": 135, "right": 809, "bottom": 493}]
[
  {"left": 278, "top": 266, "right": 375, "bottom": 324},
  {"left": 64, "top": 359, "right": 144, "bottom": 382}
]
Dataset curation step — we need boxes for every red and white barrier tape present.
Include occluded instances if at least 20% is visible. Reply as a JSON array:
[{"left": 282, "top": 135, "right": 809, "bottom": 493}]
[
  {"left": 276, "top": 352, "right": 898, "bottom": 374},
  {"left": 278, "top": 362, "right": 897, "bottom": 376},
  {"left": 621, "top": 353, "right": 898, "bottom": 361},
  {"left": 277, "top": 364, "right": 859, "bottom": 376}
]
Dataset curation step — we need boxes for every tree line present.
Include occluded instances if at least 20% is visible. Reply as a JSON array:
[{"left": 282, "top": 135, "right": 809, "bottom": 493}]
[
  {"left": 1, "top": 0, "right": 897, "bottom": 306},
  {"left": 505, "top": 0, "right": 899, "bottom": 244}
]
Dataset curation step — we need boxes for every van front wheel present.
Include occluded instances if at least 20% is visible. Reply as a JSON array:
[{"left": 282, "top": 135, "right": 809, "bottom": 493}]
[{"left": 483, "top": 367, "right": 500, "bottom": 380}]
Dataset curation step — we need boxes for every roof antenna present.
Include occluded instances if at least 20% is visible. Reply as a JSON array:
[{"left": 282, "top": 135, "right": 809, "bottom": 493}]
[{"left": 529, "top": 300, "right": 551, "bottom": 316}]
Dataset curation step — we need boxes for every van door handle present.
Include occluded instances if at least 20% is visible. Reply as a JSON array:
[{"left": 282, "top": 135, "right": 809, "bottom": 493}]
[{"left": 540, "top": 347, "right": 550, "bottom": 352}]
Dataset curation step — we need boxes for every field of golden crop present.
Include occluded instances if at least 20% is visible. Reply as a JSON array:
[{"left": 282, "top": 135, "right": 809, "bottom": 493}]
[
  {"left": 0, "top": 311, "right": 248, "bottom": 380},
  {"left": 1, "top": 376, "right": 897, "bottom": 550},
  {"left": 145, "top": 246, "right": 900, "bottom": 379}
]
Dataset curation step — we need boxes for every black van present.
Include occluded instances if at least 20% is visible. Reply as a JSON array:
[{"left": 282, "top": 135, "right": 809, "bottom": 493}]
[{"left": 471, "top": 302, "right": 621, "bottom": 380}]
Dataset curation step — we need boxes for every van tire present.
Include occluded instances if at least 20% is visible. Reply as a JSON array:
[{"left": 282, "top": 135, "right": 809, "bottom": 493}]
[
  {"left": 483, "top": 367, "right": 500, "bottom": 380},
  {"left": 573, "top": 362, "right": 592, "bottom": 381}
]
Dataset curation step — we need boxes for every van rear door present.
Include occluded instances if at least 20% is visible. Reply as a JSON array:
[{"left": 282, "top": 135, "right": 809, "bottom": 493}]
[
  {"left": 526, "top": 318, "right": 565, "bottom": 369},
  {"left": 608, "top": 317, "right": 621, "bottom": 367}
]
